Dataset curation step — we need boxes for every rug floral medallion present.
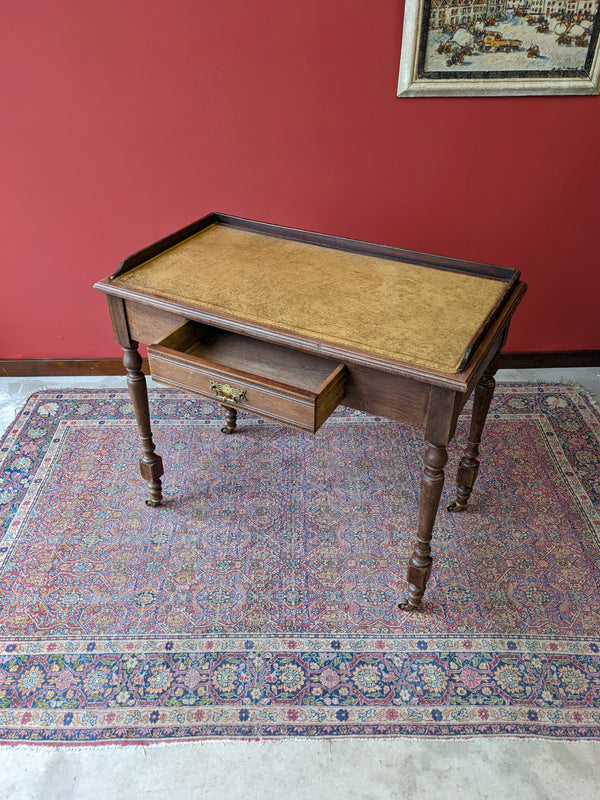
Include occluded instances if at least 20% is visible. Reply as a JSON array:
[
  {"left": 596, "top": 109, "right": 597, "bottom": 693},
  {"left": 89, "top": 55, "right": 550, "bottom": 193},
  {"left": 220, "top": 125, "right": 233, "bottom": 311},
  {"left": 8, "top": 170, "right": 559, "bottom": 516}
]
[{"left": 0, "top": 384, "right": 599, "bottom": 742}]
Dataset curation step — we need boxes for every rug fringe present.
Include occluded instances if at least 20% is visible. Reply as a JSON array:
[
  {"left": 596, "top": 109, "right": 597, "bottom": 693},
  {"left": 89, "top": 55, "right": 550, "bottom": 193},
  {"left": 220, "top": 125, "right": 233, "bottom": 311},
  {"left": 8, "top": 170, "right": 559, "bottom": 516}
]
[{"left": 0, "top": 733, "right": 599, "bottom": 750}]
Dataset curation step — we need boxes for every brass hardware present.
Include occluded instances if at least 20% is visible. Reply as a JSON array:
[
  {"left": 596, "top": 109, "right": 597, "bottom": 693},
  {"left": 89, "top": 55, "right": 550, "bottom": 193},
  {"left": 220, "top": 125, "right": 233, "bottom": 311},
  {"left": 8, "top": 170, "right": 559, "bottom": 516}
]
[
  {"left": 447, "top": 501, "right": 467, "bottom": 513},
  {"left": 397, "top": 598, "right": 418, "bottom": 612},
  {"left": 209, "top": 381, "right": 246, "bottom": 404}
]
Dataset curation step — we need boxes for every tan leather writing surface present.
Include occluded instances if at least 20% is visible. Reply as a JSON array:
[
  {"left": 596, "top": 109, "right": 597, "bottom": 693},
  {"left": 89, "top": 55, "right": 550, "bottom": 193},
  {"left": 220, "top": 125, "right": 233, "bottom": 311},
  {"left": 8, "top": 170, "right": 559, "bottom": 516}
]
[{"left": 114, "top": 225, "right": 507, "bottom": 373}]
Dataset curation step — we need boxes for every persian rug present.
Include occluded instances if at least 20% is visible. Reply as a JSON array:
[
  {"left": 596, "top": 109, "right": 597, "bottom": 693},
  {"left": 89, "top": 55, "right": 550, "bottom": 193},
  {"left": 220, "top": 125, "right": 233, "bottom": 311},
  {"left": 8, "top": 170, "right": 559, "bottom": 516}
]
[{"left": 0, "top": 384, "right": 599, "bottom": 743}]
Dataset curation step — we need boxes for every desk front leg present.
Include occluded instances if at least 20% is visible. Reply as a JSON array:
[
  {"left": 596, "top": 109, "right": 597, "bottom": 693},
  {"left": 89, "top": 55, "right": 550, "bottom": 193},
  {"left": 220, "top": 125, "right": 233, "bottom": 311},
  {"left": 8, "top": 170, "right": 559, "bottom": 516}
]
[
  {"left": 123, "top": 344, "right": 164, "bottom": 507},
  {"left": 399, "top": 442, "right": 448, "bottom": 611}
]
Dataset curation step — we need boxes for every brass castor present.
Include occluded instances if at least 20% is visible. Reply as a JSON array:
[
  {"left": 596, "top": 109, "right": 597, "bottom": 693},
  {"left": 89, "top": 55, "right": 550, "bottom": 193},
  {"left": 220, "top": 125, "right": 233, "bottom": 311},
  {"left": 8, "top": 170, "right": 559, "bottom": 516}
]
[
  {"left": 447, "top": 501, "right": 467, "bottom": 513},
  {"left": 397, "top": 598, "right": 419, "bottom": 612}
]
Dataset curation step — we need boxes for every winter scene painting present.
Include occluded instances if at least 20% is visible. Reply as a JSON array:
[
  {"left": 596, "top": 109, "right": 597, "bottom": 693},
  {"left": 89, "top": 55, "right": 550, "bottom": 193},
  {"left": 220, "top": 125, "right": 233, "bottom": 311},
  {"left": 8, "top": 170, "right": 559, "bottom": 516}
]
[{"left": 398, "top": 0, "right": 600, "bottom": 95}]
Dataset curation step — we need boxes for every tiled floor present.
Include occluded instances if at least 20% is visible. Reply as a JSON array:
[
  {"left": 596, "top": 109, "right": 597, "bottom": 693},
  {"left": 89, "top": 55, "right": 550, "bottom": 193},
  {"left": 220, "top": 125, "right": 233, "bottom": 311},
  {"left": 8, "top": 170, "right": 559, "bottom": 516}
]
[{"left": 1, "top": 369, "right": 599, "bottom": 800}]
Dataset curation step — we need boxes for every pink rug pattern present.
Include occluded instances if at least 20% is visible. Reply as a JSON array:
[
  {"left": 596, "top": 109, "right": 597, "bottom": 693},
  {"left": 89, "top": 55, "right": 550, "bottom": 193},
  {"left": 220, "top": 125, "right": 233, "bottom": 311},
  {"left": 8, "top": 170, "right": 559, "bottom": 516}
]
[{"left": 0, "top": 384, "right": 599, "bottom": 741}]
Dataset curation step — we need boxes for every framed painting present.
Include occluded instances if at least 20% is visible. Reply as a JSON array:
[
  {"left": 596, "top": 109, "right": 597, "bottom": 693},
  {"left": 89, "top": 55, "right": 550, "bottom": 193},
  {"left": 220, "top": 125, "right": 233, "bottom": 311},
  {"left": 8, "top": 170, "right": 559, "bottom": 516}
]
[{"left": 398, "top": 0, "right": 600, "bottom": 95}]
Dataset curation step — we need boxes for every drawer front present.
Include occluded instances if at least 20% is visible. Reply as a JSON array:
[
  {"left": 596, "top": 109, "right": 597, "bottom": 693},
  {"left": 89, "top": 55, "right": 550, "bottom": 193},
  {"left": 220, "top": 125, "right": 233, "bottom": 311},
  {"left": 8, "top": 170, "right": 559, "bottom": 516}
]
[{"left": 147, "top": 344, "right": 346, "bottom": 433}]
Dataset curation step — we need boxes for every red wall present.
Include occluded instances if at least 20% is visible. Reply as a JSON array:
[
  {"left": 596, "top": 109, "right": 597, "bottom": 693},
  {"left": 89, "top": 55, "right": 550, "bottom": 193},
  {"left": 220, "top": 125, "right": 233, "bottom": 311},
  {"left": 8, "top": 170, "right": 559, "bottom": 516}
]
[{"left": 1, "top": 0, "right": 599, "bottom": 358}]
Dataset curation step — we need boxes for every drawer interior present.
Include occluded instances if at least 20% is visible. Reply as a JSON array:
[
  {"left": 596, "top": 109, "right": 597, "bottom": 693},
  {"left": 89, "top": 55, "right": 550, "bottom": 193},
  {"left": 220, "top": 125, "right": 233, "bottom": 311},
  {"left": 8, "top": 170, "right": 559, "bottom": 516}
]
[{"left": 156, "top": 321, "right": 343, "bottom": 394}]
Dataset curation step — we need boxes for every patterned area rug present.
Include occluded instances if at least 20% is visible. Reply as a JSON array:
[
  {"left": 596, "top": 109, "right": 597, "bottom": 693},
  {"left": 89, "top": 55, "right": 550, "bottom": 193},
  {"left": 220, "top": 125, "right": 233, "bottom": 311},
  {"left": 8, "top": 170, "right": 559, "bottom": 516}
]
[{"left": 0, "top": 384, "right": 599, "bottom": 742}]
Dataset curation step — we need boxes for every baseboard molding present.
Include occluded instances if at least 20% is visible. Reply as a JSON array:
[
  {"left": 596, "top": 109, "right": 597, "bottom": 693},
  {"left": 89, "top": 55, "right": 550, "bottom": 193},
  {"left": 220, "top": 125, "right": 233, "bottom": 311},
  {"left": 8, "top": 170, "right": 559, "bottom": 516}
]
[
  {"left": 0, "top": 359, "right": 149, "bottom": 377},
  {"left": 498, "top": 351, "right": 600, "bottom": 369},
  {"left": 0, "top": 351, "right": 598, "bottom": 377}
]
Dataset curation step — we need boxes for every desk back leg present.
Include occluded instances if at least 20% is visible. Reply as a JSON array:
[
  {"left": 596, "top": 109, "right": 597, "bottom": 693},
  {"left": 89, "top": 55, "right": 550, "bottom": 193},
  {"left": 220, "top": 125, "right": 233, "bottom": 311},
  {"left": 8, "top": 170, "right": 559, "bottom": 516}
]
[
  {"left": 123, "top": 345, "right": 164, "bottom": 507},
  {"left": 220, "top": 405, "right": 237, "bottom": 434},
  {"left": 447, "top": 358, "right": 498, "bottom": 513}
]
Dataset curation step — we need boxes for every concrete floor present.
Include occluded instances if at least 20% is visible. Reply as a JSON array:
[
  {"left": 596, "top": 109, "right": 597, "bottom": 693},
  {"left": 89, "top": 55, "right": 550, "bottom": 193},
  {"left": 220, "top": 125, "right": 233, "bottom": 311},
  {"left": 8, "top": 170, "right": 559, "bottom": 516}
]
[{"left": 1, "top": 369, "right": 599, "bottom": 800}]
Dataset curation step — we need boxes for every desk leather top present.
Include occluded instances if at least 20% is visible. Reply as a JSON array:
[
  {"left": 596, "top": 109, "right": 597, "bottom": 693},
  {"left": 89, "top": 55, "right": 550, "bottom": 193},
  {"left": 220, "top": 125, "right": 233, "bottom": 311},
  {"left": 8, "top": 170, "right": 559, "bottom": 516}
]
[{"left": 112, "top": 224, "right": 510, "bottom": 374}]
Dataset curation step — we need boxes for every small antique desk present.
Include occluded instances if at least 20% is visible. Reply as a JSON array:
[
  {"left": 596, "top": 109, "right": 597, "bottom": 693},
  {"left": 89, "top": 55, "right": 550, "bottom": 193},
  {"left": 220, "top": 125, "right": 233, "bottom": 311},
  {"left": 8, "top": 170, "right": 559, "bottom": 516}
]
[{"left": 94, "top": 213, "right": 526, "bottom": 610}]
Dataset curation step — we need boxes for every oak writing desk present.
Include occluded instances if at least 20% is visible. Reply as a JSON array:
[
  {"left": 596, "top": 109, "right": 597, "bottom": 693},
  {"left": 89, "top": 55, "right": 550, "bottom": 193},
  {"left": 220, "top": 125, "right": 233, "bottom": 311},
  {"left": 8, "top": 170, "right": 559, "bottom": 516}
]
[{"left": 94, "top": 213, "right": 526, "bottom": 610}]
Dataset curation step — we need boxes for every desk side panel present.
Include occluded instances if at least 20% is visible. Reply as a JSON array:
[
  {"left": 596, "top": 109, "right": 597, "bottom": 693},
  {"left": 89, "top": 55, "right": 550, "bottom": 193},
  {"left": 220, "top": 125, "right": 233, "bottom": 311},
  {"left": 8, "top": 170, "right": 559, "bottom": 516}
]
[{"left": 125, "top": 300, "right": 187, "bottom": 345}]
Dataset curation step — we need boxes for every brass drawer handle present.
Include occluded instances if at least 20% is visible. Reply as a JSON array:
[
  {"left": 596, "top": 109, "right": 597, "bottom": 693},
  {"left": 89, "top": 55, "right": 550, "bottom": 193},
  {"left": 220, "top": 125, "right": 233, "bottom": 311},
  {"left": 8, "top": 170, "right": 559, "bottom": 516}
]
[{"left": 209, "top": 381, "right": 247, "bottom": 404}]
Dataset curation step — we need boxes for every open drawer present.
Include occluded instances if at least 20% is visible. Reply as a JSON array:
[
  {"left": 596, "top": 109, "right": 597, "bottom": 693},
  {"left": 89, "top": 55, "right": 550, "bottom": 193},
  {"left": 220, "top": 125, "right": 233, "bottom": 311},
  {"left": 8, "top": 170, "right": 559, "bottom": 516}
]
[{"left": 147, "top": 321, "right": 347, "bottom": 433}]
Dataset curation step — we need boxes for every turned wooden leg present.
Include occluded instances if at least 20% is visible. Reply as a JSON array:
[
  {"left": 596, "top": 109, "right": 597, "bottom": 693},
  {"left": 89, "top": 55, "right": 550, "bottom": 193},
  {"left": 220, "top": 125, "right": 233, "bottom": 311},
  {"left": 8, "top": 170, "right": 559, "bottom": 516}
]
[
  {"left": 447, "top": 360, "right": 498, "bottom": 513},
  {"left": 123, "top": 345, "right": 164, "bottom": 506},
  {"left": 399, "top": 443, "right": 448, "bottom": 611},
  {"left": 221, "top": 405, "right": 237, "bottom": 434}
]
